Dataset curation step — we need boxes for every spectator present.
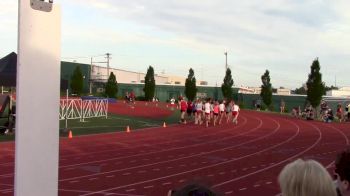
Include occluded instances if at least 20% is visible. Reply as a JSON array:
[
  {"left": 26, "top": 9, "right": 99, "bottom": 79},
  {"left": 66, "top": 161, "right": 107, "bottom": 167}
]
[
  {"left": 256, "top": 99, "right": 262, "bottom": 111},
  {"left": 280, "top": 99, "right": 286, "bottom": 113},
  {"left": 291, "top": 107, "right": 300, "bottom": 118},
  {"left": 346, "top": 103, "right": 350, "bottom": 122},
  {"left": 168, "top": 184, "right": 217, "bottom": 196},
  {"left": 278, "top": 159, "right": 337, "bottom": 196},
  {"left": 334, "top": 148, "right": 350, "bottom": 196}
]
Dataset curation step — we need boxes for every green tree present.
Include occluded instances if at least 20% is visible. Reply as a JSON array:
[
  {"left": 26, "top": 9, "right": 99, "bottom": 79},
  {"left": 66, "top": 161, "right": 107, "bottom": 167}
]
[
  {"left": 105, "top": 72, "right": 118, "bottom": 98},
  {"left": 70, "top": 66, "right": 83, "bottom": 95},
  {"left": 294, "top": 84, "right": 307, "bottom": 95},
  {"left": 306, "top": 58, "right": 325, "bottom": 109},
  {"left": 260, "top": 70, "right": 273, "bottom": 109},
  {"left": 143, "top": 66, "right": 156, "bottom": 101},
  {"left": 221, "top": 68, "right": 234, "bottom": 100},
  {"left": 185, "top": 68, "right": 197, "bottom": 101}
]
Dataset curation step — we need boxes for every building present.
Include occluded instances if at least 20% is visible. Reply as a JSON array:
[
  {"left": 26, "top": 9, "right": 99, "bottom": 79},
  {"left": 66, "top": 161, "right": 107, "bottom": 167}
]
[
  {"left": 276, "top": 88, "right": 291, "bottom": 96},
  {"left": 91, "top": 65, "right": 168, "bottom": 84},
  {"left": 326, "top": 87, "right": 350, "bottom": 97}
]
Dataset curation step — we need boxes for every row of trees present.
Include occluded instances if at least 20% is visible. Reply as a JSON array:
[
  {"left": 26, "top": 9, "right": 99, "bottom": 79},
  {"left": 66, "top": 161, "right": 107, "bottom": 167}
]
[
  {"left": 70, "top": 58, "right": 326, "bottom": 110},
  {"left": 259, "top": 58, "right": 326, "bottom": 111}
]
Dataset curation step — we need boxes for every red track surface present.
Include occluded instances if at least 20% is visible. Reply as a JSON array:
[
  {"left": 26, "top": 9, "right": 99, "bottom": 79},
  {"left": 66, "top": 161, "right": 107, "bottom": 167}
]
[
  {"left": 1, "top": 111, "right": 349, "bottom": 196},
  {"left": 108, "top": 101, "right": 174, "bottom": 119}
]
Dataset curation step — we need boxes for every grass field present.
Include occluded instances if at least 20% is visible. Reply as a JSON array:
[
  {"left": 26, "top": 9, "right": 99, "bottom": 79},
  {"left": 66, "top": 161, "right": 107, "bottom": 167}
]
[{"left": 0, "top": 109, "right": 180, "bottom": 142}]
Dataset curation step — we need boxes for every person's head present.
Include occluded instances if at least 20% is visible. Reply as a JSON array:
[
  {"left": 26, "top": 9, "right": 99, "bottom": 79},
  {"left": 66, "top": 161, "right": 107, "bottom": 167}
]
[
  {"left": 335, "top": 149, "right": 350, "bottom": 195},
  {"left": 278, "top": 159, "right": 337, "bottom": 196},
  {"left": 168, "top": 184, "right": 216, "bottom": 196}
]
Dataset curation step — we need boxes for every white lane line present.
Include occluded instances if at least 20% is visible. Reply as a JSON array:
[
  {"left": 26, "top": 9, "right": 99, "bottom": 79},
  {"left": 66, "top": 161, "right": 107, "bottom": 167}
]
[
  {"left": 212, "top": 120, "right": 322, "bottom": 188},
  {"left": 239, "top": 188, "right": 247, "bottom": 191},
  {"left": 219, "top": 172, "right": 226, "bottom": 175},
  {"left": 59, "top": 117, "right": 253, "bottom": 183},
  {"left": 162, "top": 182, "right": 172, "bottom": 186},
  {"left": 179, "top": 179, "right": 186, "bottom": 183},
  {"left": 152, "top": 168, "right": 160, "bottom": 171},
  {"left": 254, "top": 184, "right": 260, "bottom": 188},
  {"left": 225, "top": 191, "right": 233, "bottom": 194},
  {"left": 138, "top": 170, "right": 147, "bottom": 173},
  {"left": 144, "top": 185, "right": 154, "bottom": 189},
  {"left": 106, "top": 175, "right": 115, "bottom": 178},
  {"left": 69, "top": 180, "right": 80, "bottom": 184},
  {"left": 266, "top": 181, "right": 272, "bottom": 185},
  {"left": 122, "top": 172, "right": 131, "bottom": 176},
  {"left": 88, "top": 178, "right": 98, "bottom": 181},
  {"left": 125, "top": 189, "right": 136, "bottom": 192}
]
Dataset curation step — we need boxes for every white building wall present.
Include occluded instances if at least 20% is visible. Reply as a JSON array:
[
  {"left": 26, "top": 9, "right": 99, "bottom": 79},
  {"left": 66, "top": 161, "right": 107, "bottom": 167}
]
[
  {"left": 277, "top": 88, "right": 291, "bottom": 95},
  {"left": 326, "top": 90, "right": 350, "bottom": 97},
  {"left": 91, "top": 65, "right": 168, "bottom": 84}
]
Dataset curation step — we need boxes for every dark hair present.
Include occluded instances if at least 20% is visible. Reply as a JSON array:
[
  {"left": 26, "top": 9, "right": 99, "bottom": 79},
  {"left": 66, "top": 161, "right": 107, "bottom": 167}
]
[
  {"left": 171, "top": 184, "right": 216, "bottom": 196},
  {"left": 335, "top": 148, "right": 350, "bottom": 181}
]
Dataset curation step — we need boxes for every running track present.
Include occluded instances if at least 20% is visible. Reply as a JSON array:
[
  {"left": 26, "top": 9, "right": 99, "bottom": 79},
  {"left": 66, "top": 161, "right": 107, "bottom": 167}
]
[{"left": 0, "top": 111, "right": 349, "bottom": 196}]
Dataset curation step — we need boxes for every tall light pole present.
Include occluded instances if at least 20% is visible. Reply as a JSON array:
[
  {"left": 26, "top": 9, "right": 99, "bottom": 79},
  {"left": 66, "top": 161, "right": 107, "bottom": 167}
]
[
  {"left": 106, "top": 53, "right": 111, "bottom": 78},
  {"left": 224, "top": 51, "right": 228, "bottom": 70}
]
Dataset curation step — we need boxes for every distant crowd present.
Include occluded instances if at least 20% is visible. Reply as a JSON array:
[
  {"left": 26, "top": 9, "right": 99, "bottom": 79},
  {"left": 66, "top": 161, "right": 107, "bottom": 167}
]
[{"left": 291, "top": 100, "right": 350, "bottom": 123}]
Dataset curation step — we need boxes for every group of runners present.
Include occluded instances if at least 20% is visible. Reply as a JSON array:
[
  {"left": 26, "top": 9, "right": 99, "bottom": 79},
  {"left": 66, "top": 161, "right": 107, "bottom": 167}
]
[{"left": 178, "top": 97, "right": 240, "bottom": 127}]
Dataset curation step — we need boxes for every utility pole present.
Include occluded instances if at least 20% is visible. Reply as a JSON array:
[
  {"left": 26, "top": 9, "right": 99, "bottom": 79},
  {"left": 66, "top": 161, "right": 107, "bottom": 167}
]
[
  {"left": 89, "top": 57, "right": 93, "bottom": 94},
  {"left": 90, "top": 53, "right": 112, "bottom": 94},
  {"left": 224, "top": 51, "right": 228, "bottom": 70},
  {"left": 106, "top": 53, "right": 111, "bottom": 78},
  {"left": 335, "top": 75, "right": 337, "bottom": 87}
]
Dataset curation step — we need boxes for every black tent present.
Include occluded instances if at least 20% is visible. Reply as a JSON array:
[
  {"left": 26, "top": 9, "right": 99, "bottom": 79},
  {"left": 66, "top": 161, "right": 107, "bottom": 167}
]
[
  {"left": 0, "top": 52, "right": 17, "bottom": 87},
  {"left": 0, "top": 52, "right": 68, "bottom": 89}
]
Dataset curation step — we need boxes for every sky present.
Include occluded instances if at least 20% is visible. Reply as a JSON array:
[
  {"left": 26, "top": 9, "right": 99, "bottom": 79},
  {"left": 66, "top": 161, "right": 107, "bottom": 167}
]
[{"left": 1, "top": 0, "right": 350, "bottom": 89}]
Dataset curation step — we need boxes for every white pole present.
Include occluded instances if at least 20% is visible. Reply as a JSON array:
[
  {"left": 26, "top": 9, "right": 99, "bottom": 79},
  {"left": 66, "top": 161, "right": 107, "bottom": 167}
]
[
  {"left": 65, "top": 89, "right": 68, "bottom": 129},
  {"left": 1, "top": 86, "right": 3, "bottom": 94},
  {"left": 15, "top": 1, "right": 61, "bottom": 196}
]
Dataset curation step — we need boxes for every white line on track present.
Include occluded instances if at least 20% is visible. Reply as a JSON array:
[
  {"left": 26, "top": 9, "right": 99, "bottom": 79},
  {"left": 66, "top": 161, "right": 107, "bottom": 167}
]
[
  {"left": 78, "top": 118, "right": 286, "bottom": 196},
  {"left": 0, "top": 116, "right": 249, "bottom": 168},
  {"left": 59, "top": 117, "right": 264, "bottom": 182},
  {"left": 211, "top": 120, "right": 320, "bottom": 188},
  {"left": 59, "top": 117, "right": 250, "bottom": 168}
]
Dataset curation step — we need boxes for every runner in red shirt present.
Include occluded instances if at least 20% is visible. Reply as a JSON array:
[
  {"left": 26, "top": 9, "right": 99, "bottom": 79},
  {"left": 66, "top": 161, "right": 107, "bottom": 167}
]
[{"left": 179, "top": 96, "right": 188, "bottom": 124}]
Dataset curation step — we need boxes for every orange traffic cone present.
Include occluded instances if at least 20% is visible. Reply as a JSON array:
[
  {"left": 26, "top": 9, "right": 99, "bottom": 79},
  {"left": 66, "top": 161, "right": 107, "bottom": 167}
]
[
  {"left": 126, "top": 126, "right": 131, "bottom": 133},
  {"left": 68, "top": 130, "right": 73, "bottom": 139},
  {"left": 163, "top": 122, "right": 167, "bottom": 128}
]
